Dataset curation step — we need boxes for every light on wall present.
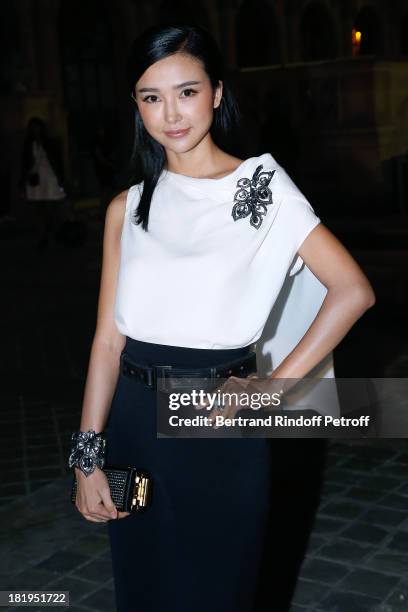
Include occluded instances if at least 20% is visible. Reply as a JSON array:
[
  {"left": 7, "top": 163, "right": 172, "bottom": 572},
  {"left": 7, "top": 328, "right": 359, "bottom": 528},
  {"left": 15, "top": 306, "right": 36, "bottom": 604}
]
[{"left": 352, "top": 28, "right": 362, "bottom": 56}]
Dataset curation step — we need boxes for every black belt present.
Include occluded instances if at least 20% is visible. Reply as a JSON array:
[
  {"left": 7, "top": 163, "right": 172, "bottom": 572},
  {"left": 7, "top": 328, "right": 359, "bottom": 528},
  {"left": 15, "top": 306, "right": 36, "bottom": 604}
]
[{"left": 120, "top": 350, "right": 257, "bottom": 391}]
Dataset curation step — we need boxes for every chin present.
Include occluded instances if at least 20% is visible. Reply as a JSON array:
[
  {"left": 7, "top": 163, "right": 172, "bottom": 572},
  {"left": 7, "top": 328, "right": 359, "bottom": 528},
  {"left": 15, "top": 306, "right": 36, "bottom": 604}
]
[
  {"left": 155, "top": 125, "right": 212, "bottom": 153},
  {"left": 166, "top": 137, "right": 203, "bottom": 154}
]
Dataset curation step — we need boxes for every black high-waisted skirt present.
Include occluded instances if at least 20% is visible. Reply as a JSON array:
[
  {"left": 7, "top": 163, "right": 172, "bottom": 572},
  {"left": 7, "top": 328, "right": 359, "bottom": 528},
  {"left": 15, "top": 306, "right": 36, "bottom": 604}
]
[{"left": 106, "top": 336, "right": 274, "bottom": 612}]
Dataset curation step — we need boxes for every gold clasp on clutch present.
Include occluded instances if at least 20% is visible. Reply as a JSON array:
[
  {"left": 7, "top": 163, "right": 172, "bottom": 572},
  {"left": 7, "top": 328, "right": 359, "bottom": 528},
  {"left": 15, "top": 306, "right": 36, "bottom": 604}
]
[{"left": 132, "top": 473, "right": 150, "bottom": 510}]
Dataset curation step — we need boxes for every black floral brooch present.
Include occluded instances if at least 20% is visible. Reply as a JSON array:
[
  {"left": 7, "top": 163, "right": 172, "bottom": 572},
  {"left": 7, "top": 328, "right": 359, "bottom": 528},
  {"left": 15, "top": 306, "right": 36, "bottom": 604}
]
[{"left": 231, "top": 164, "right": 275, "bottom": 229}]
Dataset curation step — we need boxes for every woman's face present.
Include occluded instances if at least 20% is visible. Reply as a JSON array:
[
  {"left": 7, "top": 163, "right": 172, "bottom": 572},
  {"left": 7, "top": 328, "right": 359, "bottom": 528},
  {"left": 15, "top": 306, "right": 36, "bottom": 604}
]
[{"left": 133, "top": 53, "right": 222, "bottom": 153}]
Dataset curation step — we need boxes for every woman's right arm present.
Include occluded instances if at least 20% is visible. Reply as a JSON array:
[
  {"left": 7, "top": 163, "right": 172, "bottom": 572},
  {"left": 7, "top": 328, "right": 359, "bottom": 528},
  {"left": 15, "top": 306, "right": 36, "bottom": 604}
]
[{"left": 74, "top": 190, "right": 130, "bottom": 523}]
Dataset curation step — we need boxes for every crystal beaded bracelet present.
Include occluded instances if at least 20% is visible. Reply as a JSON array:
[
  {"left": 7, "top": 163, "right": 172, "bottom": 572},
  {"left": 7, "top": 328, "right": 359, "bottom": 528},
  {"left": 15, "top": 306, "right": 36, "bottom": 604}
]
[{"left": 68, "top": 429, "right": 106, "bottom": 477}]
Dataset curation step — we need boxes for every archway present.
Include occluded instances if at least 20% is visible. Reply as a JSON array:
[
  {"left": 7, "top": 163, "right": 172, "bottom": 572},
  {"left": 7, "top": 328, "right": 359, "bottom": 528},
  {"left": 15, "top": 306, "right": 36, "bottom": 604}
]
[
  {"left": 236, "top": 0, "right": 281, "bottom": 68},
  {"left": 299, "top": 1, "right": 337, "bottom": 61},
  {"left": 0, "top": 3, "right": 22, "bottom": 94},
  {"left": 58, "top": 0, "right": 117, "bottom": 195},
  {"left": 353, "top": 5, "right": 383, "bottom": 56}
]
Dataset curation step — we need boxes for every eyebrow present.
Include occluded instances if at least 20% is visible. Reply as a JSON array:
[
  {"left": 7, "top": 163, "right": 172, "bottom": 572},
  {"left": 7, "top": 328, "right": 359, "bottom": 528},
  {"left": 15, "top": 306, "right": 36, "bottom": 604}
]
[{"left": 136, "top": 80, "right": 202, "bottom": 93}]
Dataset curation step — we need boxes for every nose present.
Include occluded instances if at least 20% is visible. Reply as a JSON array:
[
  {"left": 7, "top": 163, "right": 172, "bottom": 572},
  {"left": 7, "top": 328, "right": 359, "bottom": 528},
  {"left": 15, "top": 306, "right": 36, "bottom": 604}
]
[{"left": 163, "top": 99, "right": 182, "bottom": 125}]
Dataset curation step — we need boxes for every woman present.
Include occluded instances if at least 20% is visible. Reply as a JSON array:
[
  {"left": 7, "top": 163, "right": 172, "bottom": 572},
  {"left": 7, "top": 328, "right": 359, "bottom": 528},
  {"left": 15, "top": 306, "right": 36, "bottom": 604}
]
[
  {"left": 69, "top": 23, "right": 375, "bottom": 612},
  {"left": 20, "top": 116, "right": 66, "bottom": 251}
]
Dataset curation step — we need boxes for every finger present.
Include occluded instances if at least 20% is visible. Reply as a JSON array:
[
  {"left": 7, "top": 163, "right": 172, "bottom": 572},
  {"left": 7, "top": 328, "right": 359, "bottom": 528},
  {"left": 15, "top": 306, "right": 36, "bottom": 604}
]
[
  {"left": 198, "top": 390, "right": 221, "bottom": 410},
  {"left": 209, "top": 413, "right": 220, "bottom": 428},
  {"left": 203, "top": 375, "right": 243, "bottom": 416},
  {"left": 218, "top": 377, "right": 241, "bottom": 417},
  {"left": 211, "top": 398, "right": 230, "bottom": 429},
  {"left": 80, "top": 495, "right": 115, "bottom": 521},
  {"left": 196, "top": 380, "right": 227, "bottom": 409},
  {"left": 83, "top": 513, "right": 108, "bottom": 523},
  {"left": 195, "top": 393, "right": 210, "bottom": 409},
  {"left": 212, "top": 411, "right": 224, "bottom": 428},
  {"left": 223, "top": 375, "right": 244, "bottom": 390},
  {"left": 89, "top": 506, "right": 114, "bottom": 521},
  {"left": 225, "top": 378, "right": 253, "bottom": 421},
  {"left": 199, "top": 377, "right": 232, "bottom": 408},
  {"left": 75, "top": 503, "right": 102, "bottom": 520},
  {"left": 195, "top": 400, "right": 207, "bottom": 410},
  {"left": 99, "top": 489, "right": 119, "bottom": 520},
  {"left": 245, "top": 375, "right": 259, "bottom": 391},
  {"left": 207, "top": 406, "right": 222, "bottom": 426},
  {"left": 223, "top": 396, "right": 239, "bottom": 423},
  {"left": 117, "top": 511, "right": 131, "bottom": 519},
  {"left": 244, "top": 378, "right": 263, "bottom": 395}
]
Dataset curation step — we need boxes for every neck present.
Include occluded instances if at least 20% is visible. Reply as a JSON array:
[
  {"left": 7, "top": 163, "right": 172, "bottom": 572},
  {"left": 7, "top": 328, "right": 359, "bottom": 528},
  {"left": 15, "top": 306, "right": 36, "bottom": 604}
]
[{"left": 165, "top": 138, "right": 223, "bottom": 178}]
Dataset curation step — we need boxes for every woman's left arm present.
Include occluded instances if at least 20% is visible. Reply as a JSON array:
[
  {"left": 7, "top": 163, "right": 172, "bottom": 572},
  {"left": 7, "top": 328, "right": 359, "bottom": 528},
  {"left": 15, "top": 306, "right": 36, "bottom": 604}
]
[{"left": 270, "top": 222, "right": 376, "bottom": 381}]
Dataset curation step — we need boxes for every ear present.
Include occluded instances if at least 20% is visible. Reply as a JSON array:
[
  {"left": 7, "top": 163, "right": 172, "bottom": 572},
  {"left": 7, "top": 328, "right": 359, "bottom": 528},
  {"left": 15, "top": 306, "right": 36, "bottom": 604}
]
[
  {"left": 214, "top": 80, "right": 223, "bottom": 110},
  {"left": 131, "top": 91, "right": 140, "bottom": 112}
]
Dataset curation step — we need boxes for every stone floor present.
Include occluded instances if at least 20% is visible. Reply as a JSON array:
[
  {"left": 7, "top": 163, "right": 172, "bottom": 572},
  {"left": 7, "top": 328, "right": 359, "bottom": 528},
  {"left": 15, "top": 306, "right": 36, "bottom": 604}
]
[
  {"left": 291, "top": 440, "right": 408, "bottom": 612},
  {"left": 1, "top": 206, "right": 407, "bottom": 611},
  {"left": 0, "top": 440, "right": 407, "bottom": 612}
]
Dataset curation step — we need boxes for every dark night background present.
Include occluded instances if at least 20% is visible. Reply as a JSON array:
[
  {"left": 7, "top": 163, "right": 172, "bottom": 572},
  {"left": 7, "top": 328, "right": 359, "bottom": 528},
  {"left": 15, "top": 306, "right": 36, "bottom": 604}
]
[{"left": 0, "top": 2, "right": 407, "bottom": 612}]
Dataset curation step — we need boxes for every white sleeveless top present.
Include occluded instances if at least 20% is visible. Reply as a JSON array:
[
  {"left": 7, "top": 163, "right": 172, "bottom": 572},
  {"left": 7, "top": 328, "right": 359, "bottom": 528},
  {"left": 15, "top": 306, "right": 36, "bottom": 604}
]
[{"left": 114, "top": 152, "right": 321, "bottom": 350}]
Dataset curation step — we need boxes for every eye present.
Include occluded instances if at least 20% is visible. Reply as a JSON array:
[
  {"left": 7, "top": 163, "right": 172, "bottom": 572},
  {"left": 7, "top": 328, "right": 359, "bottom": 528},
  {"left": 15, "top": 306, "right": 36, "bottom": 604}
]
[
  {"left": 142, "top": 95, "right": 160, "bottom": 104},
  {"left": 181, "top": 88, "right": 197, "bottom": 98}
]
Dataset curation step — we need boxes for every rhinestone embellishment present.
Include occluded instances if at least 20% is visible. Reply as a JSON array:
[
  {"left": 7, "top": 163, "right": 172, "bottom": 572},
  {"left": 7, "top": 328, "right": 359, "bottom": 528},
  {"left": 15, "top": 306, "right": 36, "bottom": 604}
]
[
  {"left": 231, "top": 164, "right": 275, "bottom": 229},
  {"left": 68, "top": 430, "right": 106, "bottom": 476}
]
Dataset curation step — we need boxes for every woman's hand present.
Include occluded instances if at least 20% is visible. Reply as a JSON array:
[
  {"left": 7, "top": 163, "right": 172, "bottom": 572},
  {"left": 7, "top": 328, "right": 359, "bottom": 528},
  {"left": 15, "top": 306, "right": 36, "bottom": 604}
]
[
  {"left": 74, "top": 466, "right": 130, "bottom": 522},
  {"left": 195, "top": 373, "right": 286, "bottom": 427}
]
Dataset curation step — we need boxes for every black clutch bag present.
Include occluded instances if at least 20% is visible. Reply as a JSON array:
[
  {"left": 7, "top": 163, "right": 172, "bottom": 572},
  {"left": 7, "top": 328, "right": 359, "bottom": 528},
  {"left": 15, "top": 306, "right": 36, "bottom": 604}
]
[{"left": 71, "top": 465, "right": 152, "bottom": 513}]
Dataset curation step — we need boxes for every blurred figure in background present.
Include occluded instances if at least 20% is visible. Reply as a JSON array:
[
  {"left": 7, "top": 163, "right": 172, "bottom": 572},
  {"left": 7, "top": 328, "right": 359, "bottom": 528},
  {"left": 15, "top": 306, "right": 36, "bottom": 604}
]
[{"left": 19, "top": 116, "right": 67, "bottom": 251}]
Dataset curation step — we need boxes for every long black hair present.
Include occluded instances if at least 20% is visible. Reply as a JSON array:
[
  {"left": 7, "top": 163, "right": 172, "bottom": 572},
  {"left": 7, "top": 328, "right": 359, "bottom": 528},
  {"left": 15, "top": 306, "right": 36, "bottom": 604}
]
[{"left": 124, "top": 22, "right": 242, "bottom": 231}]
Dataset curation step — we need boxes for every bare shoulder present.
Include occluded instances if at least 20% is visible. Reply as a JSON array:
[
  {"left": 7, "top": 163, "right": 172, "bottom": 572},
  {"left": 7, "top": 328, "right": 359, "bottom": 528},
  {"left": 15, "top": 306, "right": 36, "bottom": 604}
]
[
  {"left": 106, "top": 189, "right": 128, "bottom": 223},
  {"left": 104, "top": 189, "right": 129, "bottom": 240}
]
